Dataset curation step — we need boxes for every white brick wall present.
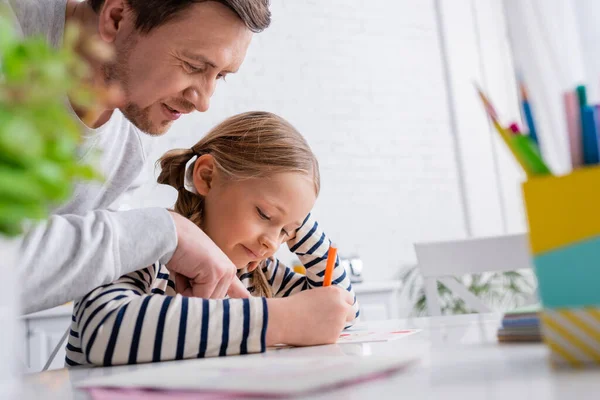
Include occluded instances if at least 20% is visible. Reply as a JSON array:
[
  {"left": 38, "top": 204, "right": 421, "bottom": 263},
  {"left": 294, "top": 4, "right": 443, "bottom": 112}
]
[{"left": 129, "top": 0, "right": 520, "bottom": 281}]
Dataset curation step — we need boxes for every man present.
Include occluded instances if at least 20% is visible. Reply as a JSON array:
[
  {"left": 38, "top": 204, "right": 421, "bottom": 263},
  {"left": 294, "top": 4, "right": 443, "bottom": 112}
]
[{"left": 9, "top": 0, "right": 271, "bottom": 313}]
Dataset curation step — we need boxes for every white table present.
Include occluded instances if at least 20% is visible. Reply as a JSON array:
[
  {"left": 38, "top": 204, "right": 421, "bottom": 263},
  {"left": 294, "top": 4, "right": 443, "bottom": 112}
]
[{"left": 21, "top": 314, "right": 600, "bottom": 399}]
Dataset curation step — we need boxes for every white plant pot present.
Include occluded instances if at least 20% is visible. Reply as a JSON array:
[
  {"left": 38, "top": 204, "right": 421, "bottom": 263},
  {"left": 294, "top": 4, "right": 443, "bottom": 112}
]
[{"left": 0, "top": 237, "right": 22, "bottom": 398}]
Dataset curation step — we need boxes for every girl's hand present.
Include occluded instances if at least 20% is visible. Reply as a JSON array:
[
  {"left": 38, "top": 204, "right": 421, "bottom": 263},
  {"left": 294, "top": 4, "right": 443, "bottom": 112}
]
[{"left": 266, "top": 286, "right": 354, "bottom": 346}]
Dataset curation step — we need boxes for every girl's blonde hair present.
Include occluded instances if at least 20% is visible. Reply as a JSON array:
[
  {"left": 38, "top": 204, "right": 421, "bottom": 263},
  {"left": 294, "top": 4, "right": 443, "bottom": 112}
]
[{"left": 157, "top": 111, "right": 320, "bottom": 297}]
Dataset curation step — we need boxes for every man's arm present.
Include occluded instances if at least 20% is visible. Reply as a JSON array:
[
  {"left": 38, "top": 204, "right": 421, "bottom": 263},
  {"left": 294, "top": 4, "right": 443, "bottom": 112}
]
[
  {"left": 19, "top": 207, "right": 177, "bottom": 314},
  {"left": 20, "top": 208, "right": 250, "bottom": 314}
]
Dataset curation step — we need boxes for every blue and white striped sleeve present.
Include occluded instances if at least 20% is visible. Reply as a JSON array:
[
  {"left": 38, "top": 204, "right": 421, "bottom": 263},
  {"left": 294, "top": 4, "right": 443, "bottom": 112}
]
[
  {"left": 264, "top": 214, "right": 360, "bottom": 323},
  {"left": 72, "top": 264, "right": 268, "bottom": 366}
]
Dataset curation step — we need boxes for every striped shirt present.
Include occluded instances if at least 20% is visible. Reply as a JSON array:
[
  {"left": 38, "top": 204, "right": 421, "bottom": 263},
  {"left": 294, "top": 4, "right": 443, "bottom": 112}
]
[{"left": 65, "top": 214, "right": 359, "bottom": 367}]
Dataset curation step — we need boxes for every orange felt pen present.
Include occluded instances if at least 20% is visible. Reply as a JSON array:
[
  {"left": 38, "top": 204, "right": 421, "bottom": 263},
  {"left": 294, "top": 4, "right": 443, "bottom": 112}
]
[{"left": 323, "top": 244, "right": 338, "bottom": 286}]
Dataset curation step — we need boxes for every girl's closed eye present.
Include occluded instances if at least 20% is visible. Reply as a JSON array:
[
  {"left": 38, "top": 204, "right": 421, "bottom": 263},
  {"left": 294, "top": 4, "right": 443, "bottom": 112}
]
[
  {"left": 257, "top": 207, "right": 290, "bottom": 236},
  {"left": 256, "top": 207, "right": 270, "bottom": 220}
]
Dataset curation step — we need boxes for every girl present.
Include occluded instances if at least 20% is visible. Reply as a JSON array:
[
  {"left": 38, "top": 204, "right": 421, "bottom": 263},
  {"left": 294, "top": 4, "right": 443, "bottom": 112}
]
[{"left": 65, "top": 111, "right": 359, "bottom": 367}]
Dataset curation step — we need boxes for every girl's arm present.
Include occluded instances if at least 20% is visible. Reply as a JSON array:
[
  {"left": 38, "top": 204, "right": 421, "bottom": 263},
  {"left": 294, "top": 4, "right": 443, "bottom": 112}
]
[
  {"left": 255, "top": 214, "right": 360, "bottom": 323},
  {"left": 70, "top": 263, "right": 268, "bottom": 366}
]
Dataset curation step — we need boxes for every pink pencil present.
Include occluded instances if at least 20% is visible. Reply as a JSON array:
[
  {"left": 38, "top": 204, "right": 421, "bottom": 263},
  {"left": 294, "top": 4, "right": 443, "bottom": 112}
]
[{"left": 564, "top": 91, "right": 583, "bottom": 168}]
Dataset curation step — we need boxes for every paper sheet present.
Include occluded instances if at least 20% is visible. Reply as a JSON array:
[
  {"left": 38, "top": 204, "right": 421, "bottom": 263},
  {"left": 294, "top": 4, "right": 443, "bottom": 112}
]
[
  {"left": 337, "top": 328, "right": 421, "bottom": 344},
  {"left": 79, "top": 354, "right": 420, "bottom": 396}
]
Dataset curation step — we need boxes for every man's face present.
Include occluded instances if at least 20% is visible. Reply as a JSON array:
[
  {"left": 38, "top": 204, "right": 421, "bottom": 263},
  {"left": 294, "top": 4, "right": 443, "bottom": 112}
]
[{"left": 105, "top": 2, "right": 253, "bottom": 135}]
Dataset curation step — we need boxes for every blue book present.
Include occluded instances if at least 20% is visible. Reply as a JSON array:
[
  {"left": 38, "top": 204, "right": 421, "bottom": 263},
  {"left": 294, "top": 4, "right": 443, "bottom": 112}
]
[{"left": 501, "top": 317, "right": 540, "bottom": 328}]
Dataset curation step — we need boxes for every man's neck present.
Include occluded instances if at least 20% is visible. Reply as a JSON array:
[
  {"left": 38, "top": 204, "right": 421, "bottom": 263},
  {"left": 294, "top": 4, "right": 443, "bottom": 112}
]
[{"left": 65, "top": 0, "right": 114, "bottom": 128}]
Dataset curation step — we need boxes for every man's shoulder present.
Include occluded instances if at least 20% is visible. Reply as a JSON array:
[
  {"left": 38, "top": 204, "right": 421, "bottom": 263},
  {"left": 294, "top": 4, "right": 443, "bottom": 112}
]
[
  {"left": 9, "top": 0, "right": 48, "bottom": 34},
  {"left": 8, "top": 0, "right": 64, "bottom": 44}
]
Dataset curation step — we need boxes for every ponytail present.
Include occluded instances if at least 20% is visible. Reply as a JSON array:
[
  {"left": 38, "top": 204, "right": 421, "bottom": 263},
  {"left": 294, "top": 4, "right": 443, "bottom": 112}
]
[{"left": 157, "top": 148, "right": 204, "bottom": 227}]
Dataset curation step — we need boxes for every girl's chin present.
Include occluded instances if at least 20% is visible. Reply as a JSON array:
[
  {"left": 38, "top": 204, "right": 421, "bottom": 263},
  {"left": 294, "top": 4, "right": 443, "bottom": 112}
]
[{"left": 246, "top": 261, "right": 259, "bottom": 272}]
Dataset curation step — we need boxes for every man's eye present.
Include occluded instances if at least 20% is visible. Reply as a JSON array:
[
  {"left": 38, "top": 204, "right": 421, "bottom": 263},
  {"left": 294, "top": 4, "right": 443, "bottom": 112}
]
[{"left": 184, "top": 62, "right": 203, "bottom": 73}]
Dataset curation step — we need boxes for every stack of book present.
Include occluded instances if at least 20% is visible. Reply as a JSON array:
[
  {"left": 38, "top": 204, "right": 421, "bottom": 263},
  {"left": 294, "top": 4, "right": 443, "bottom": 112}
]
[{"left": 497, "top": 304, "right": 541, "bottom": 343}]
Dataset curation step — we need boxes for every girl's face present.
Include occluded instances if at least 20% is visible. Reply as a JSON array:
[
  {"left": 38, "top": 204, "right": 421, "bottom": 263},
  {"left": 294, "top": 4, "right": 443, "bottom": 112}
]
[{"left": 193, "top": 156, "right": 317, "bottom": 271}]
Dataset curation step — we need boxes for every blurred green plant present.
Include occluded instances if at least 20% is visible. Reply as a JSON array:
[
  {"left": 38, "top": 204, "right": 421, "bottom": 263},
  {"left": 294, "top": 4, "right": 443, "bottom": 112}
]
[
  {"left": 399, "top": 265, "right": 536, "bottom": 316},
  {"left": 0, "top": 8, "right": 114, "bottom": 236}
]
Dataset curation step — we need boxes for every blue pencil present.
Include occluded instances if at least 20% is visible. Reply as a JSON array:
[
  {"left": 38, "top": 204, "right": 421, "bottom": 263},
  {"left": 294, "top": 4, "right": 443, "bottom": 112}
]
[
  {"left": 581, "top": 106, "right": 600, "bottom": 165},
  {"left": 520, "top": 82, "right": 539, "bottom": 145}
]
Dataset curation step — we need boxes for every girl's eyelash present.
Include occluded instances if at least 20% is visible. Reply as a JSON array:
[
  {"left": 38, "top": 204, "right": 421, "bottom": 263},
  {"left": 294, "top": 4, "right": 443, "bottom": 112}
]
[
  {"left": 257, "top": 207, "right": 270, "bottom": 220},
  {"left": 257, "top": 207, "right": 289, "bottom": 235}
]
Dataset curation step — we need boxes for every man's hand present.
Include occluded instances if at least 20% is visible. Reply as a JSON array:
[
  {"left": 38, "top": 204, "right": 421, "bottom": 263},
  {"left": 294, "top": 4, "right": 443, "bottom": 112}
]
[{"left": 167, "top": 211, "right": 250, "bottom": 299}]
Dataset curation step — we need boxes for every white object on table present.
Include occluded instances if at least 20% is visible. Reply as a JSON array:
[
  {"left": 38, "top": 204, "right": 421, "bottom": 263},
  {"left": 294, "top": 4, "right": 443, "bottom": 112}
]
[
  {"left": 24, "top": 313, "right": 600, "bottom": 400},
  {"left": 78, "top": 354, "right": 419, "bottom": 395},
  {"left": 21, "top": 303, "right": 73, "bottom": 373},
  {"left": 414, "top": 233, "right": 534, "bottom": 316},
  {"left": 353, "top": 281, "right": 401, "bottom": 321}
]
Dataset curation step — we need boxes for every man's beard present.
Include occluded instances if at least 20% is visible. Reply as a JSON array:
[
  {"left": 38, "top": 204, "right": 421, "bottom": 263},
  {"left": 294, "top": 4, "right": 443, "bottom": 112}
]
[{"left": 103, "top": 36, "right": 168, "bottom": 136}]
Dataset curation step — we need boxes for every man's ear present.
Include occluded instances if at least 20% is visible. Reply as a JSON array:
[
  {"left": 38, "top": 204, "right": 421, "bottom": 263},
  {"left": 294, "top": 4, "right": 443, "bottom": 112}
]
[
  {"left": 192, "top": 154, "right": 216, "bottom": 196},
  {"left": 97, "top": 0, "right": 131, "bottom": 43}
]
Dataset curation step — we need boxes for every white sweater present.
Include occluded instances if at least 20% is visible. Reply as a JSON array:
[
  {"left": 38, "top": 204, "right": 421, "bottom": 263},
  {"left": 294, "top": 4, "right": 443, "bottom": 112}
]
[{"left": 9, "top": 0, "right": 178, "bottom": 314}]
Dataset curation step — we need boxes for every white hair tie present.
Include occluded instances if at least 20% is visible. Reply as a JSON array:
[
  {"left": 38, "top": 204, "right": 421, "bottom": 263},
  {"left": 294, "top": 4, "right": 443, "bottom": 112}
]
[{"left": 183, "top": 154, "right": 199, "bottom": 194}]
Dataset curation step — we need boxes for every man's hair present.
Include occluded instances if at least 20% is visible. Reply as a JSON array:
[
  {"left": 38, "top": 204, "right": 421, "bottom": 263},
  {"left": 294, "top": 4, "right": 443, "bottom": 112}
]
[{"left": 88, "top": 0, "right": 271, "bottom": 33}]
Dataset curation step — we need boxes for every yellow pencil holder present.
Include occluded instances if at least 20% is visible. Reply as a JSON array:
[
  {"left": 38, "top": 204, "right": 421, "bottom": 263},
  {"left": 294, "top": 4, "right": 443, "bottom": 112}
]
[{"left": 522, "top": 165, "right": 600, "bottom": 367}]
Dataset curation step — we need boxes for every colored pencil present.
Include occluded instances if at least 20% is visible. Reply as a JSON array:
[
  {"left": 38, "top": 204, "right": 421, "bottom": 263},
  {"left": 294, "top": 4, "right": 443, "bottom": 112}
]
[
  {"left": 476, "top": 86, "right": 551, "bottom": 176},
  {"left": 323, "top": 244, "right": 338, "bottom": 287},
  {"left": 564, "top": 91, "right": 583, "bottom": 168},
  {"left": 519, "top": 81, "right": 539, "bottom": 145}
]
